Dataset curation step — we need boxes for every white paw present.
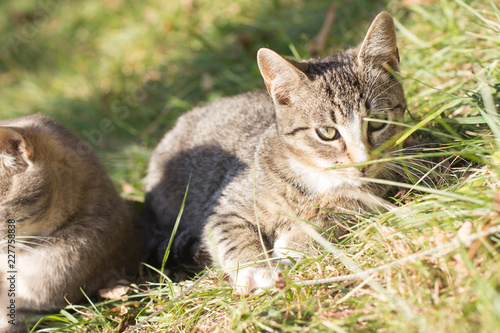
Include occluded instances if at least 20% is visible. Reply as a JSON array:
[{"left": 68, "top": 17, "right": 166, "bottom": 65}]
[
  {"left": 272, "top": 248, "right": 302, "bottom": 266},
  {"left": 233, "top": 266, "right": 280, "bottom": 294},
  {"left": 272, "top": 237, "right": 304, "bottom": 266}
]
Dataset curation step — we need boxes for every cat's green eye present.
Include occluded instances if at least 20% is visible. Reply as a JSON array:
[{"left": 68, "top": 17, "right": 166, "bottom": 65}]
[
  {"left": 367, "top": 113, "right": 388, "bottom": 132},
  {"left": 316, "top": 127, "right": 339, "bottom": 141}
]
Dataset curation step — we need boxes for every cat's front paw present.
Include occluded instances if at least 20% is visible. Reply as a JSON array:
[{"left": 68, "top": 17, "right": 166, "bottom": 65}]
[{"left": 233, "top": 266, "right": 280, "bottom": 294}]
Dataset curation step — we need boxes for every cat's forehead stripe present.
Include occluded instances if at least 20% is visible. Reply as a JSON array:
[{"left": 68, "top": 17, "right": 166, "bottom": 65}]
[
  {"left": 307, "top": 54, "right": 364, "bottom": 121},
  {"left": 329, "top": 108, "right": 337, "bottom": 123}
]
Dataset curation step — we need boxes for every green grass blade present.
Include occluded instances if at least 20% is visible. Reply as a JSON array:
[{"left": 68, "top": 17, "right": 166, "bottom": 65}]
[{"left": 160, "top": 175, "right": 191, "bottom": 284}]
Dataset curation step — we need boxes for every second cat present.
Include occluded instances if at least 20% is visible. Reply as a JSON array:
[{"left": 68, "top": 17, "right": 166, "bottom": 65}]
[{"left": 0, "top": 114, "right": 146, "bottom": 331}]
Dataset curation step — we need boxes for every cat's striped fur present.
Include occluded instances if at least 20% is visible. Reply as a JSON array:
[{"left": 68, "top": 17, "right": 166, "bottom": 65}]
[{"left": 145, "top": 12, "right": 405, "bottom": 292}]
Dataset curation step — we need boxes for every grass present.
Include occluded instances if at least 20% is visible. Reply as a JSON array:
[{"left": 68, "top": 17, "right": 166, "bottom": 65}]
[{"left": 1, "top": 0, "right": 500, "bottom": 332}]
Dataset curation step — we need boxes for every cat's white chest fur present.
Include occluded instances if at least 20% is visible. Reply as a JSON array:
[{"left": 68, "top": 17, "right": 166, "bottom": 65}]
[{"left": 287, "top": 158, "right": 364, "bottom": 194}]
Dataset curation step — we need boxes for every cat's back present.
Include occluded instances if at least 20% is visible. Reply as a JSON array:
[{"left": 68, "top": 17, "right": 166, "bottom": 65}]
[
  {"left": 0, "top": 114, "right": 119, "bottom": 220},
  {"left": 0, "top": 113, "right": 102, "bottom": 168},
  {"left": 144, "top": 91, "right": 275, "bottom": 238},
  {"left": 146, "top": 91, "right": 275, "bottom": 193},
  {"left": 1, "top": 113, "right": 76, "bottom": 146},
  {"left": 158, "top": 91, "right": 274, "bottom": 155}
]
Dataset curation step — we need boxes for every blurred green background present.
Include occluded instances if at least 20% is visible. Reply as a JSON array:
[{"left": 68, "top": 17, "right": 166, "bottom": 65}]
[{"left": 0, "top": 0, "right": 392, "bottom": 198}]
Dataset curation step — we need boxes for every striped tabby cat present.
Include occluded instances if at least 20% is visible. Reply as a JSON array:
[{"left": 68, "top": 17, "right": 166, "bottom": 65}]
[
  {"left": 0, "top": 114, "right": 145, "bottom": 331},
  {"left": 145, "top": 12, "right": 405, "bottom": 292}
]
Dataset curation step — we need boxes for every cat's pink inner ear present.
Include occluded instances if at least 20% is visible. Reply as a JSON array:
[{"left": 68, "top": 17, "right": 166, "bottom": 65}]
[
  {"left": 0, "top": 128, "right": 32, "bottom": 159},
  {"left": 357, "top": 11, "right": 399, "bottom": 70},
  {"left": 257, "top": 48, "right": 297, "bottom": 106}
]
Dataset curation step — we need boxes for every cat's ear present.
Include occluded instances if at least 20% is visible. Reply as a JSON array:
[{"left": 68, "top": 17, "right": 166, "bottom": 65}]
[
  {"left": 0, "top": 127, "right": 33, "bottom": 170},
  {"left": 257, "top": 48, "right": 309, "bottom": 106},
  {"left": 357, "top": 11, "right": 399, "bottom": 71}
]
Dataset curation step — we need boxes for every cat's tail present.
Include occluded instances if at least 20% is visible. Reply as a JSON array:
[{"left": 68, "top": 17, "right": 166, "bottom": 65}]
[
  {"left": 142, "top": 205, "right": 211, "bottom": 271},
  {"left": 156, "top": 229, "right": 211, "bottom": 271}
]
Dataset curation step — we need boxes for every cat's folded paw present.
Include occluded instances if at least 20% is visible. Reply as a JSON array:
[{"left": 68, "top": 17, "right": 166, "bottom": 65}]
[
  {"left": 233, "top": 266, "right": 280, "bottom": 294},
  {"left": 272, "top": 234, "right": 307, "bottom": 266}
]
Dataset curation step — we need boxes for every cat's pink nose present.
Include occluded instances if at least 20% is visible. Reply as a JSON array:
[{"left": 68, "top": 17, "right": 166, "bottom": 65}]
[{"left": 347, "top": 140, "right": 369, "bottom": 165}]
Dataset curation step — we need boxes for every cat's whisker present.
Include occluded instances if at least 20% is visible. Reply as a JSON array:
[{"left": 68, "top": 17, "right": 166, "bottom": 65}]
[
  {"left": 367, "top": 72, "right": 413, "bottom": 107},
  {"left": 16, "top": 236, "right": 56, "bottom": 246},
  {"left": 367, "top": 76, "right": 400, "bottom": 102},
  {"left": 390, "top": 170, "right": 435, "bottom": 191},
  {"left": 385, "top": 149, "right": 458, "bottom": 176},
  {"left": 392, "top": 157, "right": 454, "bottom": 186},
  {"left": 373, "top": 106, "right": 399, "bottom": 112},
  {"left": 387, "top": 162, "right": 437, "bottom": 188},
  {"left": 366, "top": 68, "right": 411, "bottom": 104},
  {"left": 369, "top": 79, "right": 404, "bottom": 107},
  {"left": 387, "top": 143, "right": 447, "bottom": 152},
  {"left": 389, "top": 153, "right": 456, "bottom": 174},
  {"left": 388, "top": 146, "right": 445, "bottom": 154},
  {"left": 366, "top": 67, "right": 386, "bottom": 102},
  {"left": 404, "top": 161, "right": 455, "bottom": 183}
]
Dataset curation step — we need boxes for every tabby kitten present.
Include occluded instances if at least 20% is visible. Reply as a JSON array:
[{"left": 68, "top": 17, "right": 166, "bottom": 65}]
[
  {"left": 145, "top": 12, "right": 405, "bottom": 292},
  {"left": 0, "top": 114, "right": 145, "bottom": 331}
]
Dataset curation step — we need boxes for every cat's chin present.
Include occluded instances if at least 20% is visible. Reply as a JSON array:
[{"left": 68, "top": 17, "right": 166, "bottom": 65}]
[{"left": 288, "top": 159, "right": 367, "bottom": 194}]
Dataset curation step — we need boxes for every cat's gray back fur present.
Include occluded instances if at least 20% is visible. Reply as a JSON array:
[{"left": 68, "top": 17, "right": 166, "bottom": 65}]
[{"left": 145, "top": 91, "right": 275, "bottom": 264}]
